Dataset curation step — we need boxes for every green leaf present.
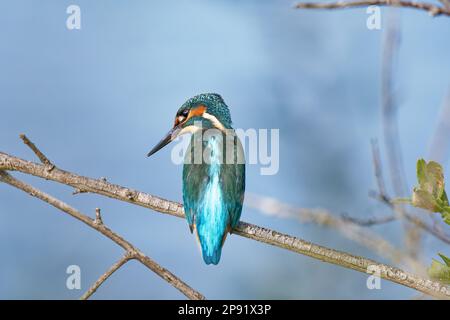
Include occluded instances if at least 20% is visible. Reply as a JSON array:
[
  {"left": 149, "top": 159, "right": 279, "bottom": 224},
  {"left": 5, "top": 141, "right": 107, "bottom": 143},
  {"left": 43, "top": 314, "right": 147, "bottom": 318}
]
[
  {"left": 428, "top": 256, "right": 450, "bottom": 285},
  {"left": 416, "top": 160, "right": 445, "bottom": 199},
  {"left": 417, "top": 159, "right": 427, "bottom": 186},
  {"left": 412, "top": 189, "right": 441, "bottom": 212},
  {"left": 411, "top": 159, "right": 448, "bottom": 213},
  {"left": 439, "top": 253, "right": 450, "bottom": 267},
  {"left": 427, "top": 161, "right": 446, "bottom": 200},
  {"left": 440, "top": 190, "right": 449, "bottom": 207},
  {"left": 442, "top": 209, "right": 450, "bottom": 225},
  {"left": 417, "top": 159, "right": 428, "bottom": 186}
]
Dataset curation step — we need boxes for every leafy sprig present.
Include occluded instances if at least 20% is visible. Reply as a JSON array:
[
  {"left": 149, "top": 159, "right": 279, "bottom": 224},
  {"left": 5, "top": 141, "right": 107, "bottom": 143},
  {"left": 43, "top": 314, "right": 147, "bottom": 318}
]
[
  {"left": 411, "top": 159, "right": 450, "bottom": 225},
  {"left": 428, "top": 253, "right": 450, "bottom": 284}
]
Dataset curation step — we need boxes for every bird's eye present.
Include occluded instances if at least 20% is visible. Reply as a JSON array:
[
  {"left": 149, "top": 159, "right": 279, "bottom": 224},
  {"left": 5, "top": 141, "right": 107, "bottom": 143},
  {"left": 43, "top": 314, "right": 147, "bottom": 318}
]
[{"left": 182, "top": 109, "right": 189, "bottom": 117}]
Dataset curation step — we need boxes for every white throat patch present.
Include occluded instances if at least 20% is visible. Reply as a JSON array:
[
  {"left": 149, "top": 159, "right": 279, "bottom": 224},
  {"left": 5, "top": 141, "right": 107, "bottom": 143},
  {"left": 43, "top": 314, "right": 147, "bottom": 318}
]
[{"left": 202, "top": 112, "right": 226, "bottom": 131}]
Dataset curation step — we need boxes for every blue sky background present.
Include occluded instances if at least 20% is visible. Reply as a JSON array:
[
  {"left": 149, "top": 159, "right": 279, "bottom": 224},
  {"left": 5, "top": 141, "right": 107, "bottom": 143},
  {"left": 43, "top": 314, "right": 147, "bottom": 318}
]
[{"left": 0, "top": 0, "right": 449, "bottom": 299}]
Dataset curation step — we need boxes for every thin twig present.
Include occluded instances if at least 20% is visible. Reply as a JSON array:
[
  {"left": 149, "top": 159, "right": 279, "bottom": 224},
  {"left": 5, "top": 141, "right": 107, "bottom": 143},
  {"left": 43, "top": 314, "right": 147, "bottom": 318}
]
[
  {"left": 1, "top": 147, "right": 449, "bottom": 298},
  {"left": 0, "top": 170, "right": 205, "bottom": 300},
  {"left": 19, "top": 134, "right": 55, "bottom": 171},
  {"left": 404, "top": 212, "right": 450, "bottom": 244},
  {"left": 382, "top": 11, "right": 407, "bottom": 199},
  {"left": 371, "top": 139, "right": 388, "bottom": 198},
  {"left": 382, "top": 11, "right": 423, "bottom": 259},
  {"left": 294, "top": 0, "right": 450, "bottom": 17},
  {"left": 94, "top": 208, "right": 103, "bottom": 225},
  {"left": 80, "top": 252, "right": 134, "bottom": 300},
  {"left": 341, "top": 213, "right": 396, "bottom": 226},
  {"left": 73, "top": 188, "right": 87, "bottom": 195},
  {"left": 428, "top": 89, "right": 450, "bottom": 164}
]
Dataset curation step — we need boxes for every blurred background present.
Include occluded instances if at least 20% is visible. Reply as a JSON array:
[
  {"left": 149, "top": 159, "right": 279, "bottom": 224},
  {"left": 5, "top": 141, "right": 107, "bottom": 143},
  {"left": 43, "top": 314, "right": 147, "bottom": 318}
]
[{"left": 0, "top": 0, "right": 449, "bottom": 299}]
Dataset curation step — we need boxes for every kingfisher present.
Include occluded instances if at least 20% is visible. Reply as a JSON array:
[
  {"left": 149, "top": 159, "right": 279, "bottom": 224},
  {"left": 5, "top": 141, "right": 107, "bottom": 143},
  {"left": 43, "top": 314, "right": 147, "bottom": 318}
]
[{"left": 147, "top": 93, "right": 245, "bottom": 265}]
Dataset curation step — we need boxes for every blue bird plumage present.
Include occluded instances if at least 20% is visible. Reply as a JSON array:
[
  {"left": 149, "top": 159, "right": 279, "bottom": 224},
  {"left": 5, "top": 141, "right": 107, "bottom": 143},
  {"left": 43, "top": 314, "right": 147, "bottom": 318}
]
[{"left": 147, "top": 93, "right": 245, "bottom": 265}]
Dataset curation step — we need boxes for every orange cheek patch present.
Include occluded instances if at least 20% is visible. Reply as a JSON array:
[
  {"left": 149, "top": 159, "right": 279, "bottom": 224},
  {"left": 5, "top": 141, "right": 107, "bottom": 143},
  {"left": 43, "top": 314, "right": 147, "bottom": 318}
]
[{"left": 187, "top": 105, "right": 206, "bottom": 120}]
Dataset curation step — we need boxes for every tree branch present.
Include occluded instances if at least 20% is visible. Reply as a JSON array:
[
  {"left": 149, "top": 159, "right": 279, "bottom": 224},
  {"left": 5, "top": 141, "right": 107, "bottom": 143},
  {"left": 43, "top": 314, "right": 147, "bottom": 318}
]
[
  {"left": 294, "top": 0, "right": 450, "bottom": 17},
  {"left": 80, "top": 252, "right": 133, "bottom": 300},
  {"left": 246, "top": 193, "right": 424, "bottom": 272},
  {"left": 0, "top": 170, "right": 205, "bottom": 300},
  {"left": 234, "top": 222, "right": 449, "bottom": 298},
  {"left": 0, "top": 136, "right": 449, "bottom": 298}
]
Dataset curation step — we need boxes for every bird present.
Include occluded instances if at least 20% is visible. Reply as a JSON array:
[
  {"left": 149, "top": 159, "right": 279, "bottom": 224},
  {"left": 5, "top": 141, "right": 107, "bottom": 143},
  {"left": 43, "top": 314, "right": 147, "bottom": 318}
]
[{"left": 147, "top": 93, "right": 245, "bottom": 265}]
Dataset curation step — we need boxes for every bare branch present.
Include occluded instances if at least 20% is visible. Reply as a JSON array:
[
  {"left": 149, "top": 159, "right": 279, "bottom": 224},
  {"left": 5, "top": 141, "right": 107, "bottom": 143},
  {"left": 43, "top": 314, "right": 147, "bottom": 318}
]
[
  {"left": 294, "top": 1, "right": 450, "bottom": 17},
  {"left": 0, "top": 170, "right": 205, "bottom": 300},
  {"left": 1, "top": 150, "right": 449, "bottom": 298},
  {"left": 234, "top": 222, "right": 450, "bottom": 298},
  {"left": 80, "top": 252, "right": 134, "bottom": 300},
  {"left": 0, "top": 151, "right": 185, "bottom": 218},
  {"left": 246, "top": 193, "right": 423, "bottom": 271}
]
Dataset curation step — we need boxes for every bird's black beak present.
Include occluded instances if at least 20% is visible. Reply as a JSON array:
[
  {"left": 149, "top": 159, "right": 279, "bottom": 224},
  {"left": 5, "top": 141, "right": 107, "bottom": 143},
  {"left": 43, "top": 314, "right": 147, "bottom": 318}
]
[{"left": 147, "top": 125, "right": 181, "bottom": 157}]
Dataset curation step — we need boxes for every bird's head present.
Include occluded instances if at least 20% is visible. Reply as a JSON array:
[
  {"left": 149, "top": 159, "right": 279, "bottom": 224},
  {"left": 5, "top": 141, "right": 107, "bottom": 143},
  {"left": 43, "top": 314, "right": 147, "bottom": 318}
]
[{"left": 147, "top": 93, "right": 233, "bottom": 157}]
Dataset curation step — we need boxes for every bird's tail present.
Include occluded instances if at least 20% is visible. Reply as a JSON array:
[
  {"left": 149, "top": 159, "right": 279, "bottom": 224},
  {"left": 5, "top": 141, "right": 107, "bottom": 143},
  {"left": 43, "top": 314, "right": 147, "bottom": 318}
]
[
  {"left": 202, "top": 247, "right": 222, "bottom": 265},
  {"left": 194, "top": 224, "right": 229, "bottom": 265}
]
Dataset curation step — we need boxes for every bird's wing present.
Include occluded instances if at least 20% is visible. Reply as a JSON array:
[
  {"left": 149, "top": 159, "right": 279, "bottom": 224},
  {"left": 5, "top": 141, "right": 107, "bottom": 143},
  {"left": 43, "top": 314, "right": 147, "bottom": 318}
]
[
  {"left": 221, "top": 137, "right": 245, "bottom": 230},
  {"left": 182, "top": 161, "right": 209, "bottom": 232},
  {"left": 182, "top": 134, "right": 245, "bottom": 232}
]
